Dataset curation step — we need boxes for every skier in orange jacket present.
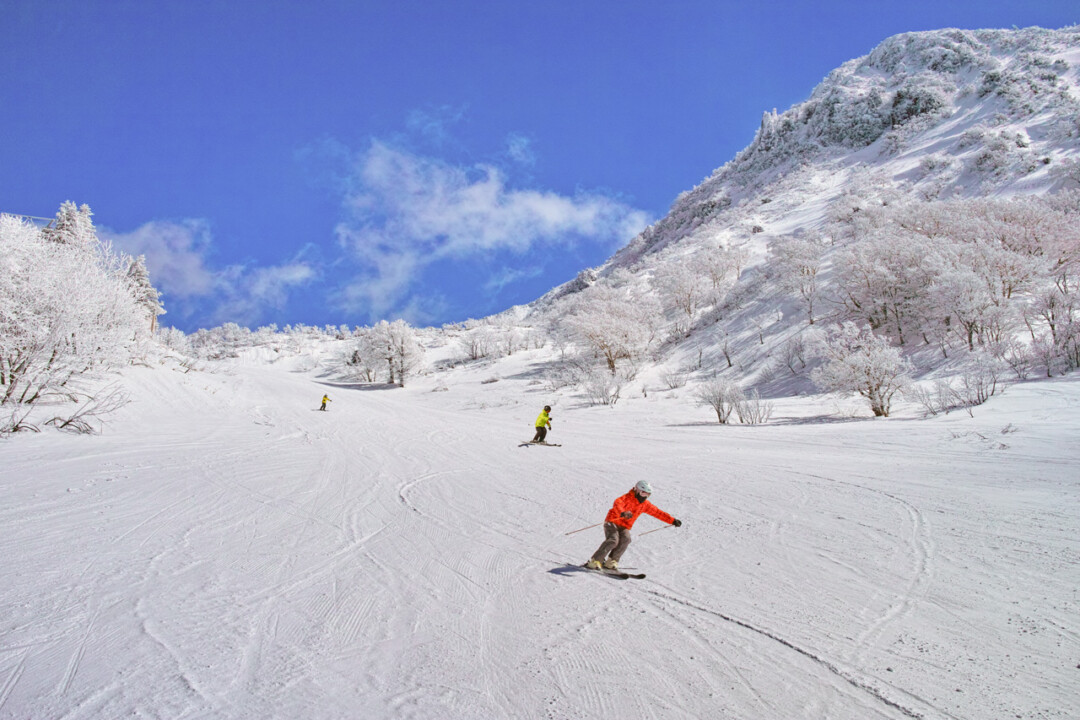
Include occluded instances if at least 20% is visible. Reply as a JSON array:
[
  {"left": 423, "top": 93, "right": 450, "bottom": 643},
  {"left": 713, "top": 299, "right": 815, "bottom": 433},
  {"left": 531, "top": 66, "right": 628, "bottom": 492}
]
[{"left": 586, "top": 480, "right": 681, "bottom": 571}]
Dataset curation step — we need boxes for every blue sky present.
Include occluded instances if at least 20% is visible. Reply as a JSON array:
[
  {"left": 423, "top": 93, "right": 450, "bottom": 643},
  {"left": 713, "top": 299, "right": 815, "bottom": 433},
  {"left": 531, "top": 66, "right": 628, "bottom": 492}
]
[{"left": 3, "top": 1, "right": 1078, "bottom": 332}]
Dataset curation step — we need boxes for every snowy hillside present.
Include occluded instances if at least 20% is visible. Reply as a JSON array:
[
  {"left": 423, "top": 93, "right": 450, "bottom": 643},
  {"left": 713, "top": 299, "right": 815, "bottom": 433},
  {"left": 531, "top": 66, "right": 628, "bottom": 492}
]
[
  {"left": 1, "top": 346, "right": 1078, "bottom": 719},
  {"left": 518, "top": 27, "right": 1080, "bottom": 406}
]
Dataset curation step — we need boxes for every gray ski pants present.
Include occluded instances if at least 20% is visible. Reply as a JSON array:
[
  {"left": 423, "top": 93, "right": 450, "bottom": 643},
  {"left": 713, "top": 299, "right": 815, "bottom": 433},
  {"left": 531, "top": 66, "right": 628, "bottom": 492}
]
[{"left": 591, "top": 522, "right": 632, "bottom": 563}]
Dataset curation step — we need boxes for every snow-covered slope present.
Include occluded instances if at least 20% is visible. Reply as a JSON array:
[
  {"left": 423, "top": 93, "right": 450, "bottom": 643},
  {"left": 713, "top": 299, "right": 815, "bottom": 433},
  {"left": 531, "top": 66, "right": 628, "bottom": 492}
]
[{"left": 1, "top": 351, "right": 1078, "bottom": 719}]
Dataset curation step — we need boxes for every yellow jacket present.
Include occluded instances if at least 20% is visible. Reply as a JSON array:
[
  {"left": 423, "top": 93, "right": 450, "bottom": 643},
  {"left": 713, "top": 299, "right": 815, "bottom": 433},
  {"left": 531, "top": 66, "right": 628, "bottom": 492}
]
[{"left": 535, "top": 410, "right": 551, "bottom": 428}]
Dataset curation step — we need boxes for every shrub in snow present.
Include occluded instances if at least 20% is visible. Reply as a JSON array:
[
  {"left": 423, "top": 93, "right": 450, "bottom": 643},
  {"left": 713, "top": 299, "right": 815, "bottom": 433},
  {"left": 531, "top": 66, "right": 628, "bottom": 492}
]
[
  {"left": 906, "top": 382, "right": 953, "bottom": 417},
  {"left": 45, "top": 384, "right": 131, "bottom": 434},
  {"left": 779, "top": 336, "right": 809, "bottom": 376},
  {"left": 811, "top": 322, "right": 913, "bottom": 418},
  {"left": 919, "top": 154, "right": 954, "bottom": 175},
  {"left": 955, "top": 353, "right": 1006, "bottom": 408},
  {"left": 735, "top": 389, "right": 774, "bottom": 425},
  {"left": 1, "top": 405, "right": 37, "bottom": 435},
  {"left": 695, "top": 378, "right": 744, "bottom": 424},
  {"left": 907, "top": 354, "right": 1006, "bottom": 417},
  {"left": 966, "top": 131, "right": 1040, "bottom": 180},
  {"left": 581, "top": 368, "right": 622, "bottom": 406},
  {"left": 661, "top": 370, "right": 687, "bottom": 390},
  {"left": 888, "top": 81, "right": 948, "bottom": 128},
  {"left": 995, "top": 339, "right": 1035, "bottom": 380}
]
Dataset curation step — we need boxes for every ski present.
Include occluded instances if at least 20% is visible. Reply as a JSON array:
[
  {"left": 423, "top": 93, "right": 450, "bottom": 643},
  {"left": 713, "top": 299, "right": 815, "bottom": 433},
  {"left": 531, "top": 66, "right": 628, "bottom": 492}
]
[
  {"left": 520, "top": 441, "right": 562, "bottom": 447},
  {"left": 581, "top": 564, "right": 645, "bottom": 580}
]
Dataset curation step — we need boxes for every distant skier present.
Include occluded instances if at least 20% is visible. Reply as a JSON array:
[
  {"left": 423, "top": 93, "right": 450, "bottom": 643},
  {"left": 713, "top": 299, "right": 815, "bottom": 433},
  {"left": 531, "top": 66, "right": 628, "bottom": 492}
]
[
  {"left": 532, "top": 405, "right": 552, "bottom": 443},
  {"left": 585, "top": 480, "right": 681, "bottom": 571},
  {"left": 320, "top": 394, "right": 332, "bottom": 411}
]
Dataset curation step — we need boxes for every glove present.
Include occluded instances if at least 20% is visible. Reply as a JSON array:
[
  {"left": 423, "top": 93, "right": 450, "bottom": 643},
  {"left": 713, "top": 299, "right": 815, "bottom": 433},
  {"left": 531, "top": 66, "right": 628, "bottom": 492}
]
[
  {"left": 621, "top": 511, "right": 633, "bottom": 519},
  {"left": 672, "top": 519, "right": 682, "bottom": 527}
]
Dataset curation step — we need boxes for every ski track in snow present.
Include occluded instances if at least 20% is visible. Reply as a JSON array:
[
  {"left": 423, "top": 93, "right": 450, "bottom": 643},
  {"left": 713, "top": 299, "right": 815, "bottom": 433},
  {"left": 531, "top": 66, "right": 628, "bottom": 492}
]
[{"left": 0, "top": 359, "right": 1078, "bottom": 719}]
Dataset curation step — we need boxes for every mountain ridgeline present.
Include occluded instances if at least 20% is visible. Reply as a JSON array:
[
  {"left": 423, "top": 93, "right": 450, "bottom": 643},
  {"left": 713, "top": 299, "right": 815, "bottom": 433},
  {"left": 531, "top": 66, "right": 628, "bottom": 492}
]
[
  {"left": 617, "top": 26, "right": 1080, "bottom": 264},
  {"left": 520, "top": 26, "right": 1080, "bottom": 413}
]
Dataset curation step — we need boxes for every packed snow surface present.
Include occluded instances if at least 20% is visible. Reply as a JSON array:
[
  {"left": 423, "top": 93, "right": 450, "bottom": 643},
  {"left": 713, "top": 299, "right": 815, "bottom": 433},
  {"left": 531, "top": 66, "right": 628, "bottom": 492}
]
[{"left": 1, "top": 352, "right": 1078, "bottom": 720}]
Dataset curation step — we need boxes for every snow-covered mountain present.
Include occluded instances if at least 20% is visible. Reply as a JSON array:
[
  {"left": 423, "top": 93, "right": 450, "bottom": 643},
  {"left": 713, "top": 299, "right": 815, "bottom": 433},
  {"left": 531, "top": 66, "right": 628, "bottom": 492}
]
[
  {"left": 518, "top": 27, "right": 1080, "bottom": 404},
  {"left": 618, "top": 26, "right": 1080, "bottom": 264}
]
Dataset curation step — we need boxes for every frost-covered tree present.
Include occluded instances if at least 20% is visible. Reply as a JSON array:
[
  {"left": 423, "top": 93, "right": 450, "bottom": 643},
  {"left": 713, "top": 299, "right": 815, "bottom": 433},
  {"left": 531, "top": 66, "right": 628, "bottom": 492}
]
[
  {"left": 695, "top": 378, "right": 744, "bottom": 424},
  {"left": 701, "top": 244, "right": 747, "bottom": 290},
  {"left": 769, "top": 235, "right": 828, "bottom": 325},
  {"left": 931, "top": 267, "right": 1001, "bottom": 351},
  {"left": 834, "top": 229, "right": 944, "bottom": 345},
  {"left": 561, "top": 283, "right": 662, "bottom": 374},
  {"left": 367, "top": 319, "right": 424, "bottom": 387},
  {"left": 125, "top": 254, "right": 166, "bottom": 332},
  {"left": 811, "top": 322, "right": 913, "bottom": 417},
  {"left": 41, "top": 201, "right": 96, "bottom": 247},
  {"left": 0, "top": 210, "right": 146, "bottom": 408},
  {"left": 347, "top": 327, "right": 384, "bottom": 381},
  {"left": 459, "top": 325, "right": 496, "bottom": 361},
  {"left": 654, "top": 255, "right": 709, "bottom": 336},
  {"left": 155, "top": 326, "right": 192, "bottom": 355}
]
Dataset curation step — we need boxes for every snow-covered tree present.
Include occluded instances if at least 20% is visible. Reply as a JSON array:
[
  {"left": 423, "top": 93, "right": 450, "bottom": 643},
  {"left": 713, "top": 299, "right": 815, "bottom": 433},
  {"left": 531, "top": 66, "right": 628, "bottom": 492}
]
[
  {"left": 701, "top": 243, "right": 747, "bottom": 290},
  {"left": 769, "top": 234, "right": 828, "bottom": 325},
  {"left": 367, "top": 319, "right": 424, "bottom": 387},
  {"left": 459, "top": 325, "right": 496, "bottom": 361},
  {"left": 0, "top": 209, "right": 146, "bottom": 408},
  {"left": 561, "top": 283, "right": 662, "bottom": 374},
  {"left": 811, "top": 322, "right": 913, "bottom": 417},
  {"left": 41, "top": 201, "right": 96, "bottom": 247},
  {"left": 125, "top": 254, "right": 166, "bottom": 332},
  {"left": 346, "top": 327, "right": 383, "bottom": 381},
  {"left": 654, "top": 255, "right": 709, "bottom": 336}
]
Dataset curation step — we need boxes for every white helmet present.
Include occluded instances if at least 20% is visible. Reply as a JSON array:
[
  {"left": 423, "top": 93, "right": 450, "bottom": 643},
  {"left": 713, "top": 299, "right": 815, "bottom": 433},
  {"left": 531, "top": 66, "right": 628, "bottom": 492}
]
[{"left": 634, "top": 480, "right": 653, "bottom": 496}]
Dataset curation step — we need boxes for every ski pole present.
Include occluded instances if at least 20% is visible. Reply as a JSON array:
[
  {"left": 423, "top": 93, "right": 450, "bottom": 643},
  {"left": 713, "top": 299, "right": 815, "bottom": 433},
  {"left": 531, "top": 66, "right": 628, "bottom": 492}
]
[
  {"left": 564, "top": 522, "right": 604, "bottom": 536},
  {"left": 638, "top": 524, "right": 674, "bottom": 537}
]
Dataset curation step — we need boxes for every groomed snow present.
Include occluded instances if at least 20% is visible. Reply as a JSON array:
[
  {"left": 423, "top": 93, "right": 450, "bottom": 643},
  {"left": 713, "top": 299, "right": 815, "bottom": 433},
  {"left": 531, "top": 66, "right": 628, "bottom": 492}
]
[{"left": 1, "top": 350, "right": 1078, "bottom": 719}]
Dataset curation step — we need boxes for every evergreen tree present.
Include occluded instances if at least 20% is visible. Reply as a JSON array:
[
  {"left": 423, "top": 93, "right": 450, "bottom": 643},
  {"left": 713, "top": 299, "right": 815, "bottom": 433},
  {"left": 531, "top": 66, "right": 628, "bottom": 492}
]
[{"left": 125, "top": 254, "right": 166, "bottom": 332}]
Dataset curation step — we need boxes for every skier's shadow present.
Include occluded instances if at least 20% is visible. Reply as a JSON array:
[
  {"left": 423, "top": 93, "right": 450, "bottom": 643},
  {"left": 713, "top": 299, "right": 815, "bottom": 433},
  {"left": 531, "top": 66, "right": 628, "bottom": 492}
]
[{"left": 548, "top": 564, "right": 587, "bottom": 576}]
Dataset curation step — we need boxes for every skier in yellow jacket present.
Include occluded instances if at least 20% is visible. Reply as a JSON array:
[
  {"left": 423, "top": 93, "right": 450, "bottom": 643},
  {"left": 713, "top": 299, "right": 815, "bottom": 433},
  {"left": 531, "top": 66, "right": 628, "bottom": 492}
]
[{"left": 531, "top": 405, "right": 552, "bottom": 443}]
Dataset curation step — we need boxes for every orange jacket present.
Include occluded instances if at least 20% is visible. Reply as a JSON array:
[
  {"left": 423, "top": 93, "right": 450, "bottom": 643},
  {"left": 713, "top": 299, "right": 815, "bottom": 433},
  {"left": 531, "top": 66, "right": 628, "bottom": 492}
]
[{"left": 605, "top": 490, "right": 674, "bottom": 529}]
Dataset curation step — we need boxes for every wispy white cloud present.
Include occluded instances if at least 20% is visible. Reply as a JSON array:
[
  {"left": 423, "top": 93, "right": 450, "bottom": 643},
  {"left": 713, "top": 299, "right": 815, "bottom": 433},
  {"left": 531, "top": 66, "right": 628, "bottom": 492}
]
[
  {"left": 505, "top": 133, "right": 537, "bottom": 167},
  {"left": 333, "top": 139, "right": 650, "bottom": 317},
  {"left": 104, "top": 221, "right": 317, "bottom": 327},
  {"left": 406, "top": 105, "right": 468, "bottom": 148},
  {"left": 483, "top": 265, "right": 544, "bottom": 297},
  {"left": 103, "top": 219, "right": 218, "bottom": 299}
]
